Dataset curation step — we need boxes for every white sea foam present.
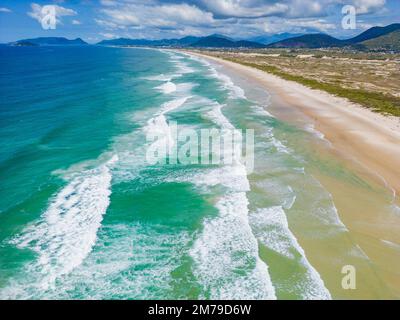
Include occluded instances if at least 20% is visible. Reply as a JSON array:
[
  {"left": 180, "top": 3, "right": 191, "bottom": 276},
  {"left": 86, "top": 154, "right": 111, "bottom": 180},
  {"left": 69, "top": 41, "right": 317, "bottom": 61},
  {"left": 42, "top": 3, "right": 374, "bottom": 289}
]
[
  {"left": 4, "top": 223, "right": 192, "bottom": 299},
  {"left": 181, "top": 52, "right": 246, "bottom": 100},
  {"left": 125, "top": 82, "right": 193, "bottom": 177},
  {"left": 352, "top": 244, "right": 370, "bottom": 259},
  {"left": 181, "top": 52, "right": 212, "bottom": 67},
  {"left": 251, "top": 105, "right": 274, "bottom": 118},
  {"left": 250, "top": 206, "right": 332, "bottom": 300},
  {"left": 309, "top": 175, "right": 348, "bottom": 229},
  {"left": 303, "top": 124, "right": 334, "bottom": 148},
  {"left": 8, "top": 155, "right": 118, "bottom": 296},
  {"left": 160, "top": 96, "right": 190, "bottom": 114},
  {"left": 145, "top": 114, "right": 175, "bottom": 149},
  {"left": 271, "top": 136, "right": 291, "bottom": 154},
  {"left": 145, "top": 97, "right": 190, "bottom": 130},
  {"left": 257, "top": 173, "right": 347, "bottom": 232},
  {"left": 176, "top": 82, "right": 197, "bottom": 94},
  {"left": 285, "top": 186, "right": 297, "bottom": 210},
  {"left": 184, "top": 53, "right": 292, "bottom": 162},
  {"left": 207, "top": 102, "right": 235, "bottom": 130},
  {"left": 143, "top": 59, "right": 189, "bottom": 82},
  {"left": 156, "top": 81, "right": 177, "bottom": 94},
  {"left": 391, "top": 204, "right": 400, "bottom": 217},
  {"left": 68, "top": 224, "right": 191, "bottom": 300},
  {"left": 209, "top": 68, "right": 246, "bottom": 99},
  {"left": 304, "top": 124, "right": 325, "bottom": 140},
  {"left": 186, "top": 166, "right": 250, "bottom": 193},
  {"left": 143, "top": 97, "right": 190, "bottom": 155},
  {"left": 381, "top": 239, "right": 400, "bottom": 251},
  {"left": 165, "top": 51, "right": 196, "bottom": 74},
  {"left": 171, "top": 51, "right": 245, "bottom": 100},
  {"left": 256, "top": 126, "right": 291, "bottom": 155},
  {"left": 151, "top": 74, "right": 276, "bottom": 298},
  {"left": 176, "top": 61, "right": 195, "bottom": 74},
  {"left": 190, "top": 193, "right": 276, "bottom": 300},
  {"left": 143, "top": 74, "right": 173, "bottom": 82},
  {"left": 63, "top": 224, "right": 191, "bottom": 300},
  {"left": 187, "top": 96, "right": 276, "bottom": 299}
]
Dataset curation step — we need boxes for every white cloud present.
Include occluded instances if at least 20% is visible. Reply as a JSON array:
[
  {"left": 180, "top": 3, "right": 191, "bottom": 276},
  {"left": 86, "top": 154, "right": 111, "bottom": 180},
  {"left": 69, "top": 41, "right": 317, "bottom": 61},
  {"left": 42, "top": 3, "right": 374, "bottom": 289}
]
[
  {"left": 98, "top": 3, "right": 215, "bottom": 30},
  {"left": 28, "top": 3, "right": 77, "bottom": 25},
  {"left": 95, "top": 18, "right": 122, "bottom": 29},
  {"left": 226, "top": 15, "right": 336, "bottom": 36},
  {"left": 0, "top": 7, "right": 12, "bottom": 13},
  {"left": 352, "top": 0, "right": 386, "bottom": 14},
  {"left": 199, "top": 0, "right": 387, "bottom": 18},
  {"left": 268, "top": 18, "right": 336, "bottom": 33},
  {"left": 157, "top": 4, "right": 215, "bottom": 25},
  {"left": 72, "top": 19, "right": 81, "bottom": 25},
  {"left": 94, "top": 0, "right": 389, "bottom": 39},
  {"left": 100, "top": 0, "right": 118, "bottom": 6},
  {"left": 99, "top": 32, "right": 118, "bottom": 39},
  {"left": 201, "top": 0, "right": 288, "bottom": 18},
  {"left": 199, "top": 0, "right": 331, "bottom": 18},
  {"left": 101, "top": 8, "right": 140, "bottom": 27},
  {"left": 285, "top": 0, "right": 324, "bottom": 18}
]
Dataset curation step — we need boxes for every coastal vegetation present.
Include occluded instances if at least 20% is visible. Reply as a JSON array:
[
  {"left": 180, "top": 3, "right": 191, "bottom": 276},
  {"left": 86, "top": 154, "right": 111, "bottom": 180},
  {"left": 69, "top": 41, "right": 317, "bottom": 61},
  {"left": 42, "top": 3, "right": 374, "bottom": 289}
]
[{"left": 202, "top": 50, "right": 400, "bottom": 117}]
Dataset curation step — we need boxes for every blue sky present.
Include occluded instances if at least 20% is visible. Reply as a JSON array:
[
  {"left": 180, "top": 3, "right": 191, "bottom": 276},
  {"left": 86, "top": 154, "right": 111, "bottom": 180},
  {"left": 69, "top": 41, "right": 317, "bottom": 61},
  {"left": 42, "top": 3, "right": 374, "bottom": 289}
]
[{"left": 0, "top": 0, "right": 399, "bottom": 43}]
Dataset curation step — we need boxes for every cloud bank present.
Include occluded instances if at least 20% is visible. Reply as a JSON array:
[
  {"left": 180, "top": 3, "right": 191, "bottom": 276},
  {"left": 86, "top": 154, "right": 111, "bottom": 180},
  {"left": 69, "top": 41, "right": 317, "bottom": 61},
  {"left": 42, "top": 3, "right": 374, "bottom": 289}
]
[{"left": 93, "top": 0, "right": 387, "bottom": 39}]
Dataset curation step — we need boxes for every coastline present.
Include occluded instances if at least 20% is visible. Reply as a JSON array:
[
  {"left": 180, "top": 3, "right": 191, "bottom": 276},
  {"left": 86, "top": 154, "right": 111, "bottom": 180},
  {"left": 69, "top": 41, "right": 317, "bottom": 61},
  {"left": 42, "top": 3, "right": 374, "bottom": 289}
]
[
  {"left": 184, "top": 50, "right": 400, "bottom": 298},
  {"left": 184, "top": 51, "right": 400, "bottom": 197}
]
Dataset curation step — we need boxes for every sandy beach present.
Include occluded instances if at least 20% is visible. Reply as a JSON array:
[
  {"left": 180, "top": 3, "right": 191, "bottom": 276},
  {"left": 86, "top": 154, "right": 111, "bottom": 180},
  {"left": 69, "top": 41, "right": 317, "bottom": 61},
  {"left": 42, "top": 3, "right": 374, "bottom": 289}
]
[
  {"left": 187, "top": 51, "right": 400, "bottom": 197},
  {"left": 185, "top": 50, "right": 400, "bottom": 299}
]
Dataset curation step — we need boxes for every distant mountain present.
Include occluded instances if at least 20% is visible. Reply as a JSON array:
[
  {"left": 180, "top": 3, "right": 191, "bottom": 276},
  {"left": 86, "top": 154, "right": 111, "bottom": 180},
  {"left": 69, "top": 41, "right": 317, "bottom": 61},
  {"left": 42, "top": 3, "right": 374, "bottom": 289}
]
[
  {"left": 98, "top": 34, "right": 265, "bottom": 48},
  {"left": 190, "top": 36, "right": 265, "bottom": 48},
  {"left": 234, "top": 40, "right": 266, "bottom": 48},
  {"left": 249, "top": 33, "right": 304, "bottom": 45},
  {"left": 10, "top": 40, "right": 38, "bottom": 47},
  {"left": 174, "top": 36, "right": 202, "bottom": 46},
  {"left": 267, "top": 23, "right": 400, "bottom": 49},
  {"left": 97, "top": 36, "right": 202, "bottom": 47},
  {"left": 207, "top": 34, "right": 235, "bottom": 41},
  {"left": 360, "top": 29, "right": 400, "bottom": 51},
  {"left": 347, "top": 23, "right": 400, "bottom": 44},
  {"left": 15, "top": 23, "right": 392, "bottom": 50},
  {"left": 268, "top": 34, "right": 343, "bottom": 48},
  {"left": 10, "top": 37, "right": 88, "bottom": 46}
]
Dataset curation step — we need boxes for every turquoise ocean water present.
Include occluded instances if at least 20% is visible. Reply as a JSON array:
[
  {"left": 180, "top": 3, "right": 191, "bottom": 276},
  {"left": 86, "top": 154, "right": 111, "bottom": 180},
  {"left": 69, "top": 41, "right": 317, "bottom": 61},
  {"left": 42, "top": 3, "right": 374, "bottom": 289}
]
[{"left": 1, "top": 46, "right": 386, "bottom": 299}]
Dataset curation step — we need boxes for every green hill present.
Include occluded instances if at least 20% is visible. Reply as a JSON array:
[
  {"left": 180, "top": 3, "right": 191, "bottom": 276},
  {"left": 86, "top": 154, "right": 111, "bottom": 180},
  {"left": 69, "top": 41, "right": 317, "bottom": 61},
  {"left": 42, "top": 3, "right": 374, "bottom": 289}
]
[
  {"left": 267, "top": 33, "right": 343, "bottom": 48},
  {"left": 348, "top": 23, "right": 400, "bottom": 43},
  {"left": 98, "top": 35, "right": 265, "bottom": 49},
  {"left": 267, "top": 23, "right": 400, "bottom": 49},
  {"left": 191, "top": 36, "right": 265, "bottom": 48},
  {"left": 360, "top": 30, "right": 400, "bottom": 51},
  {"left": 10, "top": 37, "right": 88, "bottom": 46}
]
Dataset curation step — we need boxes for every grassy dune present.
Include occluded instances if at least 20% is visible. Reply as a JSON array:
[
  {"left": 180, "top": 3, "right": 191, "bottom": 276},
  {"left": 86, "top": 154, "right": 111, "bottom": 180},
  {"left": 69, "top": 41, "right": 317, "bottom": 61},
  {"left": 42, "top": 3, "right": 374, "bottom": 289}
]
[
  {"left": 201, "top": 50, "right": 400, "bottom": 117},
  {"left": 235, "top": 60, "right": 400, "bottom": 117}
]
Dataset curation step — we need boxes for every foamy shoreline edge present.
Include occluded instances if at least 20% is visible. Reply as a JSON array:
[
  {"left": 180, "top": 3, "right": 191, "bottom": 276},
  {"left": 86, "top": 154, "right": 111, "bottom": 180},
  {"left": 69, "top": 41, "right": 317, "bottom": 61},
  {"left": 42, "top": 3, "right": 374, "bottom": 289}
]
[{"left": 182, "top": 50, "right": 400, "bottom": 197}]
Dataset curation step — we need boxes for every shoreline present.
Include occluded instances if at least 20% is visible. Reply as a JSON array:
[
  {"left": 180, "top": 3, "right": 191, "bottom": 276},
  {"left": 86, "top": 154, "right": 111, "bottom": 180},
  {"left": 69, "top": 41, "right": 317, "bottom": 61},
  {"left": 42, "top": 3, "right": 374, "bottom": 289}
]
[
  {"left": 182, "top": 50, "right": 400, "bottom": 298},
  {"left": 184, "top": 50, "right": 400, "bottom": 198}
]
